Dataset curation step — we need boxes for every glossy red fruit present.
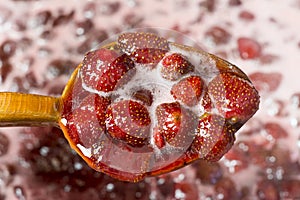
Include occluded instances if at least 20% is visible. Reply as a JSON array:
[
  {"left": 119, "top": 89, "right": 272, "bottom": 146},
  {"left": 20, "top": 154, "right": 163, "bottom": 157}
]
[
  {"left": 0, "top": 132, "right": 9, "bottom": 156},
  {"left": 64, "top": 94, "right": 110, "bottom": 147},
  {"left": 223, "top": 141, "right": 251, "bottom": 173},
  {"left": 228, "top": 0, "right": 242, "bottom": 6},
  {"left": 171, "top": 75, "right": 203, "bottom": 106},
  {"left": 256, "top": 180, "right": 280, "bottom": 200},
  {"left": 118, "top": 32, "right": 169, "bottom": 66},
  {"left": 194, "top": 160, "right": 223, "bottom": 184},
  {"left": 264, "top": 122, "right": 288, "bottom": 139},
  {"left": 239, "top": 10, "right": 255, "bottom": 21},
  {"left": 237, "top": 37, "right": 262, "bottom": 59},
  {"left": 80, "top": 48, "right": 135, "bottom": 92},
  {"left": 259, "top": 53, "right": 278, "bottom": 65},
  {"left": 208, "top": 72, "right": 260, "bottom": 122},
  {"left": 214, "top": 177, "right": 238, "bottom": 200},
  {"left": 130, "top": 48, "right": 167, "bottom": 65},
  {"left": 155, "top": 175, "right": 175, "bottom": 198},
  {"left": 117, "top": 32, "right": 169, "bottom": 54},
  {"left": 191, "top": 113, "right": 237, "bottom": 162},
  {"left": 105, "top": 100, "right": 151, "bottom": 148},
  {"left": 154, "top": 102, "right": 197, "bottom": 148},
  {"left": 205, "top": 26, "right": 231, "bottom": 45},
  {"left": 174, "top": 181, "right": 199, "bottom": 200},
  {"left": 62, "top": 77, "right": 90, "bottom": 113},
  {"left": 249, "top": 72, "right": 282, "bottom": 93},
  {"left": 161, "top": 53, "right": 194, "bottom": 81},
  {"left": 280, "top": 179, "right": 300, "bottom": 199}
]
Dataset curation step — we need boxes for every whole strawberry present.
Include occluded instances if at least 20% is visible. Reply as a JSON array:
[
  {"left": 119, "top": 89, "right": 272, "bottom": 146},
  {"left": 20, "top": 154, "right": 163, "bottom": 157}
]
[
  {"left": 171, "top": 75, "right": 203, "bottom": 106},
  {"left": 191, "top": 113, "right": 237, "bottom": 161},
  {"left": 149, "top": 113, "right": 237, "bottom": 176},
  {"left": 105, "top": 100, "right": 151, "bottom": 149},
  {"left": 161, "top": 53, "right": 194, "bottom": 81},
  {"left": 153, "top": 102, "right": 197, "bottom": 149},
  {"left": 118, "top": 32, "right": 169, "bottom": 66},
  {"left": 130, "top": 48, "right": 167, "bottom": 66},
  {"left": 208, "top": 72, "right": 260, "bottom": 123},
  {"left": 117, "top": 32, "right": 169, "bottom": 54},
  {"left": 80, "top": 48, "right": 136, "bottom": 92},
  {"left": 63, "top": 94, "right": 110, "bottom": 148}
]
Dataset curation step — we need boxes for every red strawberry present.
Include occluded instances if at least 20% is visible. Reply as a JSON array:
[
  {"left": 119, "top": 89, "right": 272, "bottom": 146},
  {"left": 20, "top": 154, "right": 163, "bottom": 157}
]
[
  {"left": 62, "top": 77, "right": 89, "bottom": 113},
  {"left": 190, "top": 113, "right": 237, "bottom": 161},
  {"left": 248, "top": 72, "right": 282, "bottom": 93},
  {"left": 117, "top": 32, "right": 169, "bottom": 54},
  {"left": 161, "top": 53, "right": 194, "bottom": 81},
  {"left": 237, "top": 37, "right": 262, "bottom": 59},
  {"left": 62, "top": 94, "right": 111, "bottom": 148},
  {"left": 84, "top": 48, "right": 119, "bottom": 65},
  {"left": 208, "top": 72, "right": 260, "bottom": 122},
  {"left": 205, "top": 26, "right": 231, "bottom": 45},
  {"left": 153, "top": 128, "right": 165, "bottom": 149},
  {"left": 171, "top": 75, "right": 203, "bottom": 106},
  {"left": 130, "top": 48, "right": 167, "bottom": 65},
  {"left": 118, "top": 32, "right": 170, "bottom": 66},
  {"left": 80, "top": 48, "right": 136, "bottom": 92},
  {"left": 154, "top": 102, "right": 197, "bottom": 149},
  {"left": 105, "top": 100, "right": 151, "bottom": 149}
]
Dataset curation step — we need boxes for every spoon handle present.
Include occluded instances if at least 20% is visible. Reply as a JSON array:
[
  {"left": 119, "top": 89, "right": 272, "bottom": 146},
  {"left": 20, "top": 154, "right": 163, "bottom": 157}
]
[{"left": 0, "top": 92, "right": 62, "bottom": 127}]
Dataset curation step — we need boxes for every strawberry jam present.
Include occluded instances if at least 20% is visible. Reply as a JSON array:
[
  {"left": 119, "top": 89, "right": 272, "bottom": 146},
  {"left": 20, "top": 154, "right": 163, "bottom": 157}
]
[{"left": 59, "top": 31, "right": 260, "bottom": 182}]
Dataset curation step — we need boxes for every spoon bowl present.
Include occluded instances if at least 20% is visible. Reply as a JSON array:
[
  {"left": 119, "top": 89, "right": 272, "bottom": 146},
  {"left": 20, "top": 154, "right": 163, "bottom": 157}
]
[{"left": 0, "top": 28, "right": 260, "bottom": 182}]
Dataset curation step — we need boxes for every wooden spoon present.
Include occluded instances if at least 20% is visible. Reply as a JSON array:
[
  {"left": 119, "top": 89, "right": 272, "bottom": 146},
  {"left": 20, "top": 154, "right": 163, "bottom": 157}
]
[{"left": 0, "top": 30, "right": 259, "bottom": 182}]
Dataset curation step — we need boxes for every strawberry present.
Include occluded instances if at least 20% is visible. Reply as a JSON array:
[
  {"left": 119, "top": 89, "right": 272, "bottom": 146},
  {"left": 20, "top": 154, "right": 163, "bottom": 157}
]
[
  {"left": 161, "top": 53, "right": 194, "bottom": 81},
  {"left": 80, "top": 48, "right": 136, "bottom": 92},
  {"left": 171, "top": 75, "right": 203, "bottom": 106},
  {"left": 154, "top": 102, "right": 197, "bottom": 149},
  {"left": 118, "top": 32, "right": 170, "bottom": 66},
  {"left": 117, "top": 32, "right": 169, "bottom": 54},
  {"left": 248, "top": 72, "right": 282, "bottom": 93},
  {"left": 92, "top": 47, "right": 120, "bottom": 63},
  {"left": 130, "top": 48, "right": 167, "bottom": 65},
  {"left": 153, "top": 128, "right": 165, "bottom": 149},
  {"left": 237, "top": 37, "right": 262, "bottom": 59},
  {"left": 84, "top": 48, "right": 119, "bottom": 65},
  {"left": 62, "top": 94, "right": 111, "bottom": 148},
  {"left": 105, "top": 100, "right": 151, "bottom": 148},
  {"left": 62, "top": 77, "right": 89, "bottom": 113},
  {"left": 190, "top": 113, "right": 237, "bottom": 161},
  {"left": 208, "top": 72, "right": 260, "bottom": 122}
]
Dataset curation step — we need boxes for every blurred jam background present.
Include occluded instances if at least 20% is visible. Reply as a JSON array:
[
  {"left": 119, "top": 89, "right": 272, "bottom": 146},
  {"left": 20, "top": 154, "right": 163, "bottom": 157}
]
[{"left": 0, "top": 0, "right": 300, "bottom": 199}]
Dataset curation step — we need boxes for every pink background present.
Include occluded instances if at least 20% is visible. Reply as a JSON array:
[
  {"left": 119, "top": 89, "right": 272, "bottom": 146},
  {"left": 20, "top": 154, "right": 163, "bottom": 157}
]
[{"left": 0, "top": 0, "right": 300, "bottom": 199}]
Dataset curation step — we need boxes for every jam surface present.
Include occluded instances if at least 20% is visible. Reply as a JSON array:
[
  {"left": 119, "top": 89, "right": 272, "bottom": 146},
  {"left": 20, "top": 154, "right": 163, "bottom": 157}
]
[{"left": 59, "top": 31, "right": 259, "bottom": 182}]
